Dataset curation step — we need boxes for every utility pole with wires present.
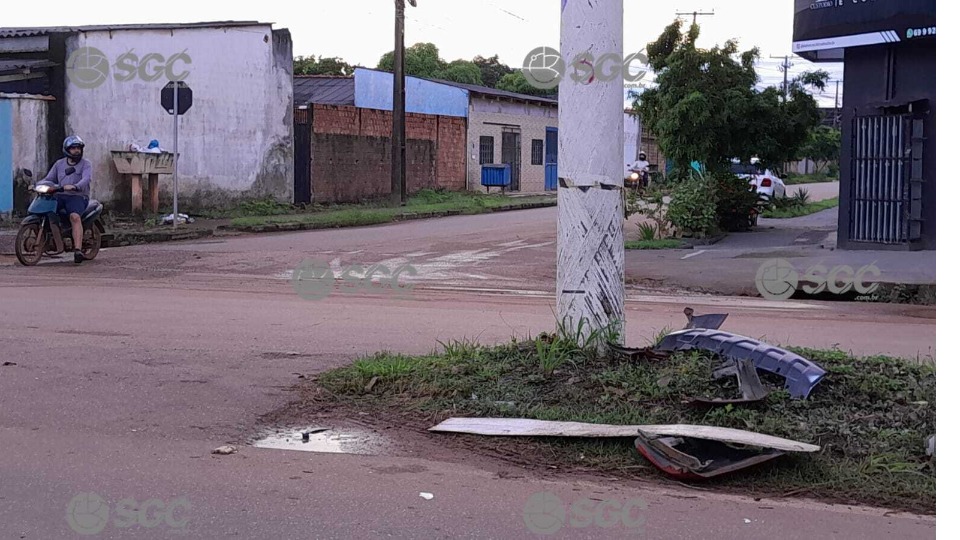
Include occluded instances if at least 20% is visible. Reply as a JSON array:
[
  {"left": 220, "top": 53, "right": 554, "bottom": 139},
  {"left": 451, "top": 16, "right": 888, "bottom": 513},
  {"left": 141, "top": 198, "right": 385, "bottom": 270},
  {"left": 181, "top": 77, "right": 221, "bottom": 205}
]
[
  {"left": 833, "top": 79, "right": 843, "bottom": 127},
  {"left": 770, "top": 54, "right": 795, "bottom": 102},
  {"left": 675, "top": 9, "right": 714, "bottom": 24},
  {"left": 391, "top": 0, "right": 417, "bottom": 206}
]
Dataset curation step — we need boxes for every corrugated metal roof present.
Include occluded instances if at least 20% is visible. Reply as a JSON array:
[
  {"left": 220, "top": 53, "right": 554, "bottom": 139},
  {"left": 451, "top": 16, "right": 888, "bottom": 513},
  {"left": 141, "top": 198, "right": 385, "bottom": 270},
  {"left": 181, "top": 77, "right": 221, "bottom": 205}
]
[
  {"left": 0, "top": 59, "right": 57, "bottom": 74},
  {"left": 424, "top": 78, "right": 558, "bottom": 106},
  {"left": 351, "top": 67, "right": 557, "bottom": 106},
  {"left": 0, "top": 21, "right": 269, "bottom": 38},
  {"left": 294, "top": 76, "right": 355, "bottom": 106}
]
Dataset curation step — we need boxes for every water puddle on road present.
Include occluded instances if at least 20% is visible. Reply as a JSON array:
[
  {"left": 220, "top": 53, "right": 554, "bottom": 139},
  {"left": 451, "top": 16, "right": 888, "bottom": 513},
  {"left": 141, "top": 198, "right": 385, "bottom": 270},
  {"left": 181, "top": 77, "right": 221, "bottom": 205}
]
[{"left": 251, "top": 426, "right": 386, "bottom": 455}]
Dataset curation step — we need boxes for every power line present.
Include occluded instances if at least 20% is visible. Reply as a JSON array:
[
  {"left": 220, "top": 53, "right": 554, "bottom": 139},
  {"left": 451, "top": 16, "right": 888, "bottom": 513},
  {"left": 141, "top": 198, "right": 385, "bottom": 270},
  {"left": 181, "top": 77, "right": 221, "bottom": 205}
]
[
  {"left": 676, "top": 9, "right": 715, "bottom": 24},
  {"left": 770, "top": 54, "right": 796, "bottom": 101}
]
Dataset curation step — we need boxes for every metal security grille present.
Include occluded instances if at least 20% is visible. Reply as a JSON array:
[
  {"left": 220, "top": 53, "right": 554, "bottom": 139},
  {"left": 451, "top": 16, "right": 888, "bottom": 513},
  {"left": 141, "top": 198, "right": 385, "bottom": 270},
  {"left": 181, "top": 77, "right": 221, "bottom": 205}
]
[
  {"left": 479, "top": 136, "right": 494, "bottom": 164},
  {"left": 849, "top": 113, "right": 923, "bottom": 244}
]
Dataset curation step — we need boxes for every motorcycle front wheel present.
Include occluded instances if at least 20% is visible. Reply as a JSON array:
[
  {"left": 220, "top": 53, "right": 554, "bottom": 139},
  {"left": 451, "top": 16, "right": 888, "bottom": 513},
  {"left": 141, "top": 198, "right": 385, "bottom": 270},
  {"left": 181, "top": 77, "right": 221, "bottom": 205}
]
[
  {"left": 82, "top": 224, "right": 102, "bottom": 260},
  {"left": 15, "top": 223, "right": 44, "bottom": 266}
]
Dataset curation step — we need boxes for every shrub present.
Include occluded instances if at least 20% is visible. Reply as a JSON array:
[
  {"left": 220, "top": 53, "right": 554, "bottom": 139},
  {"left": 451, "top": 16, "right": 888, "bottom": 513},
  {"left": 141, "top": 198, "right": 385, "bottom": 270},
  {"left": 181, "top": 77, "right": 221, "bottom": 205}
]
[
  {"left": 665, "top": 173, "right": 718, "bottom": 238},
  {"left": 638, "top": 222, "right": 657, "bottom": 241},
  {"left": 714, "top": 171, "right": 761, "bottom": 232}
]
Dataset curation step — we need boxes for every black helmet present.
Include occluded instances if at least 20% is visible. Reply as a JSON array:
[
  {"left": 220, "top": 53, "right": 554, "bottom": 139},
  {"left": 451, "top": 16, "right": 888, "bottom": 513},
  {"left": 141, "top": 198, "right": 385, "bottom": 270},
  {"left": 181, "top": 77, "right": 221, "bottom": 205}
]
[
  {"left": 63, "top": 135, "right": 85, "bottom": 160},
  {"left": 638, "top": 152, "right": 646, "bottom": 160}
]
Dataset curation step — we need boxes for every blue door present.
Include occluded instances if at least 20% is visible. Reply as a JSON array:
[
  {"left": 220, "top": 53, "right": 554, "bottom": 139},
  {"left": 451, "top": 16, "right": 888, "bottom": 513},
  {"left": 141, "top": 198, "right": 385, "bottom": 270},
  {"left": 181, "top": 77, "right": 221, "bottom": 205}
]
[
  {"left": 0, "top": 100, "right": 13, "bottom": 214},
  {"left": 544, "top": 127, "right": 558, "bottom": 190}
]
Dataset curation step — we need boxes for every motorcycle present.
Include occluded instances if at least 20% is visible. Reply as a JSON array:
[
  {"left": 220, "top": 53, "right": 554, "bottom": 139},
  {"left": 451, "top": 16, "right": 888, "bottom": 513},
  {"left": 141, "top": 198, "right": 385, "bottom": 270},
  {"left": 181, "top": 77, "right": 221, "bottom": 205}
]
[
  {"left": 625, "top": 167, "right": 649, "bottom": 191},
  {"left": 15, "top": 170, "right": 105, "bottom": 266}
]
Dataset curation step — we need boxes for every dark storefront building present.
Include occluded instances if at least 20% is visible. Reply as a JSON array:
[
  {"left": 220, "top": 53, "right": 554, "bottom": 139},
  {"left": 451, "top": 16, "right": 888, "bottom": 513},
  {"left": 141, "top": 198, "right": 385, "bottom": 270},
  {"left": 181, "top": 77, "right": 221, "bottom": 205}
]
[{"left": 794, "top": 0, "right": 935, "bottom": 250}]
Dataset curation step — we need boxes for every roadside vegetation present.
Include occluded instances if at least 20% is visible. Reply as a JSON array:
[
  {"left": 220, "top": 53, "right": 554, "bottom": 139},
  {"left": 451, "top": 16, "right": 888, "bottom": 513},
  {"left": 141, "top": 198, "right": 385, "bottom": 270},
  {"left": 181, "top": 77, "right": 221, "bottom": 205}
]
[
  {"left": 625, "top": 239, "right": 684, "bottom": 250},
  {"left": 220, "top": 190, "right": 555, "bottom": 228},
  {"left": 764, "top": 187, "right": 839, "bottom": 218},
  {"left": 311, "top": 333, "right": 934, "bottom": 513},
  {"left": 782, "top": 172, "right": 838, "bottom": 185}
]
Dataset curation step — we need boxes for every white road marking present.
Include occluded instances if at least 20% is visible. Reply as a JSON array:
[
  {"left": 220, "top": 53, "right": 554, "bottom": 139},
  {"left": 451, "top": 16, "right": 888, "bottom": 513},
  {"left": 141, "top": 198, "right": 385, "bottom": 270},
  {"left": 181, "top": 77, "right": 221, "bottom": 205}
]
[{"left": 682, "top": 249, "right": 706, "bottom": 260}]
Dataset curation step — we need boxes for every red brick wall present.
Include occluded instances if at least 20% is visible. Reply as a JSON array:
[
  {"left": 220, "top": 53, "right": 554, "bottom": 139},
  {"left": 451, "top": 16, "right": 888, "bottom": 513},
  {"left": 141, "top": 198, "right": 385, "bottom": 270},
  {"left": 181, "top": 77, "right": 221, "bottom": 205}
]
[
  {"left": 437, "top": 116, "right": 466, "bottom": 191},
  {"left": 312, "top": 104, "right": 360, "bottom": 135},
  {"left": 308, "top": 104, "right": 465, "bottom": 203}
]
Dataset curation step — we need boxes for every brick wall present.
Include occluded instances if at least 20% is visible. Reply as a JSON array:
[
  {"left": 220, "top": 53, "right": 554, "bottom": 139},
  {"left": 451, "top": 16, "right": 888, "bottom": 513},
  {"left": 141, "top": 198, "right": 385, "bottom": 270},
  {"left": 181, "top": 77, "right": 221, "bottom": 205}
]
[
  {"left": 437, "top": 116, "right": 466, "bottom": 191},
  {"left": 309, "top": 104, "right": 465, "bottom": 203}
]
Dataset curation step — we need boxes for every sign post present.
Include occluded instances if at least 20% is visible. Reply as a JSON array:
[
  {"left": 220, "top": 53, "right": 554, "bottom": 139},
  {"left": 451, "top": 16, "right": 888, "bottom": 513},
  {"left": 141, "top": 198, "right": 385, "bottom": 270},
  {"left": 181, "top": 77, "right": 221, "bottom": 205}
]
[{"left": 161, "top": 81, "right": 193, "bottom": 228}]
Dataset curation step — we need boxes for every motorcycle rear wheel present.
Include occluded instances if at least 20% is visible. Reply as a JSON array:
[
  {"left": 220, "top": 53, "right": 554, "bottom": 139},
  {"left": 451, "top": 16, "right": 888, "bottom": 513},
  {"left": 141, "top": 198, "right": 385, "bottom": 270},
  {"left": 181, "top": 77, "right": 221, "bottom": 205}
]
[{"left": 15, "top": 224, "right": 43, "bottom": 266}]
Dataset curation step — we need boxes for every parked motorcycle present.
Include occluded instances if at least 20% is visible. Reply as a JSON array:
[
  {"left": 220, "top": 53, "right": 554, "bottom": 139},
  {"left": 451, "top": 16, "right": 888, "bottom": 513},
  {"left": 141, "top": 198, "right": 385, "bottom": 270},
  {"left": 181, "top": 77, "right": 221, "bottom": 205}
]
[{"left": 15, "top": 170, "right": 105, "bottom": 266}]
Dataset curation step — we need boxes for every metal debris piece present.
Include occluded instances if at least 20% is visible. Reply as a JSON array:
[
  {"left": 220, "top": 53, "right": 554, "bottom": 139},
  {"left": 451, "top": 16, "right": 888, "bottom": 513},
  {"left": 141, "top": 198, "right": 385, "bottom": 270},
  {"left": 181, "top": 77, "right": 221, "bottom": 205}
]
[
  {"left": 609, "top": 343, "right": 671, "bottom": 363},
  {"left": 212, "top": 445, "right": 238, "bottom": 455},
  {"left": 692, "top": 358, "right": 769, "bottom": 405},
  {"left": 429, "top": 419, "right": 821, "bottom": 452},
  {"left": 634, "top": 426, "right": 818, "bottom": 480},
  {"left": 655, "top": 329, "right": 826, "bottom": 399},
  {"left": 419, "top": 492, "right": 434, "bottom": 500},
  {"left": 683, "top": 307, "right": 729, "bottom": 330}
]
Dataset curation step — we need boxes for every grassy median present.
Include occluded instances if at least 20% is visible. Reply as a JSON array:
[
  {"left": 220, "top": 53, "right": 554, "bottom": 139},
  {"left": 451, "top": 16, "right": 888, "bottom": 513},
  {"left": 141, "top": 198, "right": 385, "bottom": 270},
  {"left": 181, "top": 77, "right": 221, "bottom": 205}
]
[
  {"left": 625, "top": 239, "right": 685, "bottom": 250},
  {"left": 226, "top": 190, "right": 556, "bottom": 229},
  {"left": 311, "top": 336, "right": 935, "bottom": 513},
  {"left": 763, "top": 197, "right": 839, "bottom": 219}
]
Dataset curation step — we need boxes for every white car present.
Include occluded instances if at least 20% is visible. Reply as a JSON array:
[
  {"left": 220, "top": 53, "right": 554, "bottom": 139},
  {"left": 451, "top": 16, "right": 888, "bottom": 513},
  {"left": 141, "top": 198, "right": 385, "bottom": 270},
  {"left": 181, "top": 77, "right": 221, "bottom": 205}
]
[{"left": 730, "top": 161, "right": 787, "bottom": 201}]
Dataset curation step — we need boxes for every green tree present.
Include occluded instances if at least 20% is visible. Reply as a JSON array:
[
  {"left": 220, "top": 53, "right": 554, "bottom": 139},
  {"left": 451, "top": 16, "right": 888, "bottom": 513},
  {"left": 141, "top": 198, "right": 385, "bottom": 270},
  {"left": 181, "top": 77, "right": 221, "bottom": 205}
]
[
  {"left": 294, "top": 55, "right": 354, "bottom": 76},
  {"left": 472, "top": 55, "right": 513, "bottom": 88},
  {"left": 496, "top": 71, "right": 557, "bottom": 97},
  {"left": 376, "top": 42, "right": 446, "bottom": 78},
  {"left": 801, "top": 125, "right": 841, "bottom": 173},
  {"left": 633, "top": 20, "right": 825, "bottom": 175},
  {"left": 436, "top": 60, "right": 484, "bottom": 85}
]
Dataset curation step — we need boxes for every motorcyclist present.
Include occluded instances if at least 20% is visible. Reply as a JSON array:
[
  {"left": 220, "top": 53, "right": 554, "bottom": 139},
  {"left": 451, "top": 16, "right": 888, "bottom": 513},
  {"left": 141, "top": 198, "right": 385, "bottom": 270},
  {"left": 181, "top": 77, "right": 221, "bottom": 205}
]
[
  {"left": 39, "top": 135, "right": 92, "bottom": 263},
  {"left": 628, "top": 152, "right": 650, "bottom": 188}
]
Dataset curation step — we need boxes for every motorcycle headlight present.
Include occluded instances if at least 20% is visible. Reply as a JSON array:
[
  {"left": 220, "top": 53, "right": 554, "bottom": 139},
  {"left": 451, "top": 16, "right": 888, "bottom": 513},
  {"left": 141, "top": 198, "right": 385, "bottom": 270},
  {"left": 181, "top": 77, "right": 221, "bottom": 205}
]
[
  {"left": 630, "top": 173, "right": 639, "bottom": 180},
  {"left": 34, "top": 185, "right": 53, "bottom": 194}
]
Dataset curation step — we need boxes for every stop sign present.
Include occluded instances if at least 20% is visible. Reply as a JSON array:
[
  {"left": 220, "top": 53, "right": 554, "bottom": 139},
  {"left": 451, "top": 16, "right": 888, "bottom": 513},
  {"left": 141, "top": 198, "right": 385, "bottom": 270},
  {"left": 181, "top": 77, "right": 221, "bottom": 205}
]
[{"left": 161, "top": 81, "right": 192, "bottom": 115}]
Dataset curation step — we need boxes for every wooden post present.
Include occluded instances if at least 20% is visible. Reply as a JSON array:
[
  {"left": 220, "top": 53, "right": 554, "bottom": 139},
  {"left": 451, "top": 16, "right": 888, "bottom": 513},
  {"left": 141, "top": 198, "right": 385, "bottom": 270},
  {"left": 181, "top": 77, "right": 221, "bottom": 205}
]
[
  {"left": 130, "top": 173, "right": 143, "bottom": 214},
  {"left": 148, "top": 173, "right": 160, "bottom": 214}
]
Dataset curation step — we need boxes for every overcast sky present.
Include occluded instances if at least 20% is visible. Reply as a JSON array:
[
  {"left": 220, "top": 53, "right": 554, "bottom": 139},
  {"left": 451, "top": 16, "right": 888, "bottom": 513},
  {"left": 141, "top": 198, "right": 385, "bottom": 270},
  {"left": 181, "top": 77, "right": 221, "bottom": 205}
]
[{"left": 5, "top": 0, "right": 844, "bottom": 106}]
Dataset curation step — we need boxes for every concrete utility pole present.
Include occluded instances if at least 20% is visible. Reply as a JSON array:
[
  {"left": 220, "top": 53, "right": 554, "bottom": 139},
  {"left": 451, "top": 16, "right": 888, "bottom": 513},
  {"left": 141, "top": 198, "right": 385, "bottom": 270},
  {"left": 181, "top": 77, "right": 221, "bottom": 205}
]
[
  {"left": 771, "top": 54, "right": 795, "bottom": 102},
  {"left": 557, "top": 0, "right": 625, "bottom": 345},
  {"left": 833, "top": 79, "right": 843, "bottom": 127},
  {"left": 392, "top": 0, "right": 417, "bottom": 205}
]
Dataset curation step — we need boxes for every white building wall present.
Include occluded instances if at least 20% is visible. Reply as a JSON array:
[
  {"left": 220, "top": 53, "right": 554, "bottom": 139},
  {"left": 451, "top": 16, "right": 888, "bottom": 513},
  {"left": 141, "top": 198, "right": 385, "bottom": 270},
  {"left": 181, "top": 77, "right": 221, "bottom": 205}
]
[
  {"left": 466, "top": 97, "right": 558, "bottom": 193},
  {"left": 4, "top": 93, "right": 51, "bottom": 211},
  {"left": 623, "top": 111, "right": 642, "bottom": 176},
  {"left": 63, "top": 25, "right": 293, "bottom": 207}
]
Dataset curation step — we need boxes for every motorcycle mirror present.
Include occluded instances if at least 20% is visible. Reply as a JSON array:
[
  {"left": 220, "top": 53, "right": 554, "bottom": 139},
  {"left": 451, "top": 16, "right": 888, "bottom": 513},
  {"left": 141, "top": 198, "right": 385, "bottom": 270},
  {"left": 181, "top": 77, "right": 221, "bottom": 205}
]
[{"left": 23, "top": 169, "right": 33, "bottom": 178}]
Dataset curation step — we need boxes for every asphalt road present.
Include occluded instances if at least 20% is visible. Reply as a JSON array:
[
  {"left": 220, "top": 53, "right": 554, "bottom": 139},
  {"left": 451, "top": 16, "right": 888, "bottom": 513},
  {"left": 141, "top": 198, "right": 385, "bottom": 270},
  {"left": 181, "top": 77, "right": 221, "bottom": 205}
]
[{"left": 0, "top": 206, "right": 935, "bottom": 539}]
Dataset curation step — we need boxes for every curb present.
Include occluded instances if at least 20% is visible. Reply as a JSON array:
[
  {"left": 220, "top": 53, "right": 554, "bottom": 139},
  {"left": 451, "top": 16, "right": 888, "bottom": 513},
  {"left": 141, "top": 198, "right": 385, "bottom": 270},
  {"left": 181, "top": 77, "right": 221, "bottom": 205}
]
[
  {"left": 101, "top": 228, "right": 214, "bottom": 248},
  {"left": 84, "top": 201, "right": 557, "bottom": 248}
]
